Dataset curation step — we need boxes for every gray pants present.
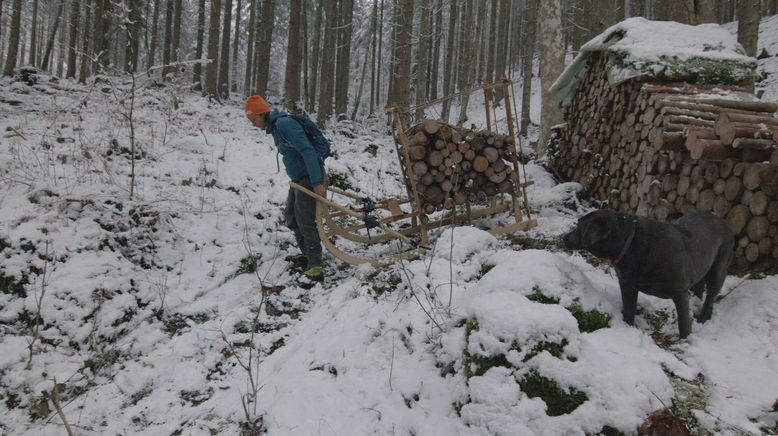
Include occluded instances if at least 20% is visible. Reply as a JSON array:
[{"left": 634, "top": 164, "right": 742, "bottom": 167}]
[{"left": 285, "top": 176, "right": 322, "bottom": 268}]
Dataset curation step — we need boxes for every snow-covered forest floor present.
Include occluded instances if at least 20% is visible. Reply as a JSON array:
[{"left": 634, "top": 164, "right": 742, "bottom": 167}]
[{"left": 1, "top": 17, "right": 778, "bottom": 436}]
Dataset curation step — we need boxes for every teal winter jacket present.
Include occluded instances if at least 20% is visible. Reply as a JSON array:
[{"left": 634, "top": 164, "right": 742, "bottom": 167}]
[{"left": 267, "top": 110, "right": 324, "bottom": 187}]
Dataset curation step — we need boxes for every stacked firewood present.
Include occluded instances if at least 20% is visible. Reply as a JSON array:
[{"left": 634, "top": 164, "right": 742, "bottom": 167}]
[
  {"left": 402, "top": 120, "right": 518, "bottom": 214},
  {"left": 550, "top": 52, "right": 778, "bottom": 271}
]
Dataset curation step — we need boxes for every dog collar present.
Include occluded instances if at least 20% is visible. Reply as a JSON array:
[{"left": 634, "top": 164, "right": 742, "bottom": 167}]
[{"left": 613, "top": 221, "right": 636, "bottom": 265}]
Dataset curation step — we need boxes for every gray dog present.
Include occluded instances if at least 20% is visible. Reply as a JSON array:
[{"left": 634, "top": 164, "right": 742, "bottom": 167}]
[{"left": 563, "top": 210, "right": 734, "bottom": 338}]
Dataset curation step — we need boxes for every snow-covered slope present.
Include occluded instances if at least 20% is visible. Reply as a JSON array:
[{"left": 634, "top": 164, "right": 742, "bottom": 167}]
[{"left": 1, "top": 15, "right": 777, "bottom": 436}]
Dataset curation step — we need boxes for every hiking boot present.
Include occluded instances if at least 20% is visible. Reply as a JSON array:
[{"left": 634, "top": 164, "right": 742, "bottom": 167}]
[
  {"left": 284, "top": 254, "right": 308, "bottom": 271},
  {"left": 302, "top": 266, "right": 325, "bottom": 282}
]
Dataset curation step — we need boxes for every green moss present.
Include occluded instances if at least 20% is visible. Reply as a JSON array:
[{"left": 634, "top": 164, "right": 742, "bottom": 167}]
[
  {"left": 609, "top": 52, "right": 754, "bottom": 86},
  {"left": 519, "top": 370, "right": 588, "bottom": 416},
  {"left": 523, "top": 339, "right": 568, "bottom": 362},
  {"left": 462, "top": 319, "right": 518, "bottom": 378},
  {"left": 236, "top": 255, "right": 260, "bottom": 276},
  {"left": 327, "top": 170, "right": 359, "bottom": 192},
  {"left": 478, "top": 263, "right": 495, "bottom": 278},
  {"left": 567, "top": 303, "right": 611, "bottom": 333},
  {"left": 365, "top": 269, "right": 402, "bottom": 296},
  {"left": 527, "top": 286, "right": 560, "bottom": 305},
  {"left": 364, "top": 144, "right": 379, "bottom": 157}
]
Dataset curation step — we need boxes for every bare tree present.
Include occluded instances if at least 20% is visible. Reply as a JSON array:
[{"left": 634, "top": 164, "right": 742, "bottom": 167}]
[
  {"left": 307, "top": 1, "right": 324, "bottom": 112},
  {"left": 30, "top": 0, "right": 41, "bottom": 67},
  {"left": 429, "top": 0, "right": 441, "bottom": 100},
  {"left": 394, "top": 0, "right": 414, "bottom": 112},
  {"left": 124, "top": 0, "right": 141, "bottom": 73},
  {"left": 537, "top": 0, "right": 564, "bottom": 155},
  {"left": 147, "top": 0, "right": 161, "bottom": 70},
  {"left": 317, "top": 0, "right": 338, "bottom": 124},
  {"left": 334, "top": 0, "right": 354, "bottom": 118},
  {"left": 2, "top": 0, "right": 22, "bottom": 76},
  {"left": 284, "top": 0, "right": 303, "bottom": 110},
  {"left": 441, "top": 0, "right": 459, "bottom": 121},
  {"left": 204, "top": 0, "right": 221, "bottom": 98},
  {"left": 737, "top": 0, "right": 761, "bottom": 57},
  {"left": 520, "top": 0, "right": 537, "bottom": 135},
  {"left": 655, "top": 0, "right": 694, "bottom": 23},
  {"left": 415, "top": 0, "right": 431, "bottom": 120},
  {"left": 171, "top": 0, "right": 183, "bottom": 70},
  {"left": 230, "top": 0, "right": 242, "bottom": 93},
  {"left": 41, "top": 0, "right": 66, "bottom": 72},
  {"left": 243, "top": 0, "right": 257, "bottom": 95},
  {"left": 254, "top": 0, "right": 275, "bottom": 95},
  {"left": 162, "top": 0, "right": 173, "bottom": 75},
  {"left": 695, "top": 0, "right": 721, "bottom": 23},
  {"left": 218, "top": 0, "right": 233, "bottom": 99},
  {"left": 78, "top": 0, "right": 93, "bottom": 83},
  {"left": 193, "top": 0, "right": 206, "bottom": 89}
]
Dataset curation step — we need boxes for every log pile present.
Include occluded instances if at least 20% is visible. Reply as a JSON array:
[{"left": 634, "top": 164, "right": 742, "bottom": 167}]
[
  {"left": 401, "top": 120, "right": 518, "bottom": 214},
  {"left": 550, "top": 52, "right": 778, "bottom": 272}
]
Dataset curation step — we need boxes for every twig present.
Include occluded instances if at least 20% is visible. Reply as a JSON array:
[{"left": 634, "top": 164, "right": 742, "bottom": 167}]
[
  {"left": 715, "top": 273, "right": 753, "bottom": 303},
  {"left": 27, "top": 242, "right": 51, "bottom": 370},
  {"left": 6, "top": 126, "right": 26, "bottom": 139},
  {"left": 51, "top": 377, "right": 75, "bottom": 436},
  {"left": 389, "top": 336, "right": 395, "bottom": 391}
]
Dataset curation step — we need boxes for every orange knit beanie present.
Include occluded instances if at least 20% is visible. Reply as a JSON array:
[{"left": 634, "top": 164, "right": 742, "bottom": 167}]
[{"left": 245, "top": 95, "right": 271, "bottom": 117}]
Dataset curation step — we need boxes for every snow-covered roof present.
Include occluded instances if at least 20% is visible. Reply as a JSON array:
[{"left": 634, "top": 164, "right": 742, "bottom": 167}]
[{"left": 551, "top": 17, "right": 758, "bottom": 107}]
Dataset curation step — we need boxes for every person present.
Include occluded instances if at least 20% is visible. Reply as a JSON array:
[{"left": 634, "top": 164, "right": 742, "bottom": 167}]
[{"left": 245, "top": 95, "right": 326, "bottom": 282}]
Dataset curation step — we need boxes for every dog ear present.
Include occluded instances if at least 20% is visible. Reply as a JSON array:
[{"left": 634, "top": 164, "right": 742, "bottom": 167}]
[{"left": 581, "top": 219, "right": 609, "bottom": 248}]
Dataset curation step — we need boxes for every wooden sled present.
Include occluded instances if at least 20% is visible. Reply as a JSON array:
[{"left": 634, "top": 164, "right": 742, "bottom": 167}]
[{"left": 291, "top": 78, "right": 537, "bottom": 266}]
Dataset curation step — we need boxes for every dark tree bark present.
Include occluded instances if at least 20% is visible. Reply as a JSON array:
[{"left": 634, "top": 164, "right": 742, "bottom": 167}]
[
  {"left": 67, "top": 0, "right": 81, "bottom": 77},
  {"left": 41, "top": 0, "right": 66, "bottom": 72},
  {"left": 441, "top": 0, "right": 459, "bottom": 121},
  {"left": 284, "top": 0, "right": 303, "bottom": 110},
  {"left": 243, "top": 0, "right": 257, "bottom": 94},
  {"left": 655, "top": 0, "right": 694, "bottom": 23},
  {"left": 415, "top": 0, "right": 431, "bottom": 120},
  {"left": 162, "top": 0, "right": 173, "bottom": 75},
  {"left": 307, "top": 0, "right": 324, "bottom": 112},
  {"left": 317, "top": 0, "right": 337, "bottom": 125},
  {"left": 254, "top": 0, "right": 275, "bottom": 95},
  {"left": 737, "top": 0, "right": 760, "bottom": 57},
  {"left": 147, "top": 0, "right": 161, "bottom": 70},
  {"left": 334, "top": 0, "right": 354, "bottom": 118},
  {"left": 204, "top": 0, "right": 221, "bottom": 97},
  {"left": 78, "top": 0, "right": 93, "bottom": 82},
  {"left": 230, "top": 0, "right": 241, "bottom": 92},
  {"left": 520, "top": 0, "right": 538, "bottom": 135},
  {"left": 375, "top": 0, "right": 384, "bottom": 110},
  {"left": 218, "top": 0, "right": 233, "bottom": 99},
  {"left": 2, "top": 0, "right": 22, "bottom": 76},
  {"left": 193, "top": 0, "right": 206, "bottom": 89},
  {"left": 369, "top": 0, "right": 380, "bottom": 113},
  {"left": 124, "top": 0, "right": 142, "bottom": 73},
  {"left": 429, "top": 0, "right": 441, "bottom": 100},
  {"left": 171, "top": 0, "right": 183, "bottom": 70},
  {"left": 30, "top": 0, "right": 40, "bottom": 66},
  {"left": 394, "top": 0, "right": 414, "bottom": 112}
]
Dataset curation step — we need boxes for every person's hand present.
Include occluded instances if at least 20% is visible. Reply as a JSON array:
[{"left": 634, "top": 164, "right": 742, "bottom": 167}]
[{"left": 313, "top": 184, "right": 326, "bottom": 198}]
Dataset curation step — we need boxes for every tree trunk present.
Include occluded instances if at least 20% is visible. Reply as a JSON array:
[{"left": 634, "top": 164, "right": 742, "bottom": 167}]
[
  {"left": 655, "top": 0, "right": 694, "bottom": 23},
  {"left": 30, "top": 0, "right": 40, "bottom": 66},
  {"left": 737, "top": 0, "right": 760, "bottom": 57},
  {"left": 204, "top": 0, "right": 221, "bottom": 98},
  {"left": 218, "top": 0, "right": 232, "bottom": 99},
  {"left": 41, "top": 0, "right": 65, "bottom": 72},
  {"left": 537, "top": 0, "right": 564, "bottom": 155},
  {"left": 369, "top": 0, "right": 379, "bottom": 113},
  {"left": 147, "top": 0, "right": 161, "bottom": 70},
  {"left": 415, "top": 0, "right": 431, "bottom": 120},
  {"left": 695, "top": 0, "right": 720, "bottom": 23},
  {"left": 230, "top": 0, "right": 241, "bottom": 93},
  {"left": 429, "top": 0, "right": 442, "bottom": 100},
  {"left": 162, "top": 0, "right": 173, "bottom": 76},
  {"left": 317, "top": 0, "right": 338, "bottom": 125},
  {"left": 301, "top": 2, "right": 308, "bottom": 104},
  {"left": 171, "top": 0, "right": 183, "bottom": 71},
  {"left": 193, "top": 0, "right": 207, "bottom": 89},
  {"left": 78, "top": 0, "right": 93, "bottom": 82},
  {"left": 242, "top": 0, "right": 257, "bottom": 94},
  {"left": 307, "top": 0, "right": 324, "bottom": 112},
  {"left": 335, "top": 0, "right": 354, "bottom": 118},
  {"left": 394, "top": 0, "right": 414, "bottom": 112},
  {"left": 284, "top": 0, "right": 303, "bottom": 110},
  {"left": 457, "top": 0, "right": 476, "bottom": 127},
  {"left": 254, "top": 0, "right": 275, "bottom": 95},
  {"left": 56, "top": 0, "right": 68, "bottom": 77},
  {"left": 441, "top": 0, "right": 459, "bottom": 121},
  {"left": 67, "top": 0, "right": 81, "bottom": 77},
  {"left": 2, "top": 0, "right": 22, "bottom": 76},
  {"left": 520, "top": 0, "right": 538, "bottom": 135}
]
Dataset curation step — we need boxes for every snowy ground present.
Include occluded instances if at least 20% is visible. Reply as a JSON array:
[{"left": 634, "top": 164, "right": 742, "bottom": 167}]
[{"left": 1, "top": 16, "right": 777, "bottom": 436}]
